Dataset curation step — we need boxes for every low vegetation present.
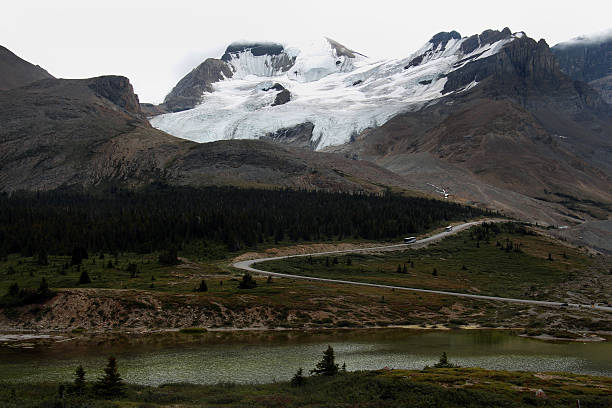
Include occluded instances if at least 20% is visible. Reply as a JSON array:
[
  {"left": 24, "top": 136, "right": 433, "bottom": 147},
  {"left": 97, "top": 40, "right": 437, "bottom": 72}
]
[
  {"left": 0, "top": 222, "right": 609, "bottom": 333},
  {"left": 260, "top": 222, "right": 609, "bottom": 302}
]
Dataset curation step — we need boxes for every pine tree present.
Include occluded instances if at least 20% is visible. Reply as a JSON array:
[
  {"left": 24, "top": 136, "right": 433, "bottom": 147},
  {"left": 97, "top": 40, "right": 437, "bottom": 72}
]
[
  {"left": 433, "top": 352, "right": 459, "bottom": 368},
  {"left": 38, "top": 277, "right": 50, "bottom": 296},
  {"left": 73, "top": 365, "right": 86, "bottom": 394},
  {"left": 396, "top": 264, "right": 402, "bottom": 273},
  {"left": 78, "top": 270, "right": 91, "bottom": 284},
  {"left": 402, "top": 264, "right": 407, "bottom": 273},
  {"left": 8, "top": 282, "right": 19, "bottom": 297},
  {"left": 195, "top": 280, "right": 208, "bottom": 292},
  {"left": 311, "top": 345, "right": 339, "bottom": 376},
  {"left": 95, "top": 356, "right": 124, "bottom": 397},
  {"left": 71, "top": 246, "right": 88, "bottom": 266},
  {"left": 432, "top": 268, "right": 438, "bottom": 276},
  {"left": 37, "top": 248, "right": 48, "bottom": 266},
  {"left": 290, "top": 367, "right": 306, "bottom": 387}
]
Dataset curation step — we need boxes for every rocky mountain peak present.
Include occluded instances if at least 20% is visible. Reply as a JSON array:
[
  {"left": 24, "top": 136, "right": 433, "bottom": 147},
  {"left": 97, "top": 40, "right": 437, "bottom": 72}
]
[
  {"left": 442, "top": 31, "right": 561, "bottom": 95},
  {"left": 163, "top": 58, "right": 233, "bottom": 112},
  {"left": 429, "top": 30, "right": 462, "bottom": 49},
  {"left": 87, "top": 75, "right": 143, "bottom": 116}
]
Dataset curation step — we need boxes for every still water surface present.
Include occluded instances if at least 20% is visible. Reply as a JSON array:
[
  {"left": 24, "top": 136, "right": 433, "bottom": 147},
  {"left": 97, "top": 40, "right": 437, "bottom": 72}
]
[{"left": 1, "top": 329, "right": 610, "bottom": 385}]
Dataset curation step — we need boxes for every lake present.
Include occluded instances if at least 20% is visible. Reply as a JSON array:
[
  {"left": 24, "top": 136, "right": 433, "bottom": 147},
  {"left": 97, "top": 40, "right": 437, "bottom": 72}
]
[{"left": 1, "top": 329, "right": 610, "bottom": 385}]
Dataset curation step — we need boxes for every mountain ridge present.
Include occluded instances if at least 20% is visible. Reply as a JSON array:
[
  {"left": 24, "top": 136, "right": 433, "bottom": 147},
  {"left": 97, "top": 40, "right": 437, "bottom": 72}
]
[
  {"left": 151, "top": 29, "right": 529, "bottom": 150},
  {"left": 0, "top": 45, "right": 54, "bottom": 90},
  {"left": 0, "top": 66, "right": 414, "bottom": 195}
]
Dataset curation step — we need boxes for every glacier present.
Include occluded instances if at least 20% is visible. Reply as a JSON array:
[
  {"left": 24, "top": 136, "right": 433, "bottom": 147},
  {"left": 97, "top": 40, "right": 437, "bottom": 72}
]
[{"left": 151, "top": 34, "right": 521, "bottom": 150}]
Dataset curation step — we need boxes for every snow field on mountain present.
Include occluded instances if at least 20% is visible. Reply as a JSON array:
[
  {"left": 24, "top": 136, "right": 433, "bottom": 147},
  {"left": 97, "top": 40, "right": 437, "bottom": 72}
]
[{"left": 151, "top": 34, "right": 520, "bottom": 150}]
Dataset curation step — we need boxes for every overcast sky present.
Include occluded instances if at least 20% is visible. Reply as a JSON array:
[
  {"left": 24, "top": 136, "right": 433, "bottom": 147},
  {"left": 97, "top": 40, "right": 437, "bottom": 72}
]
[{"left": 3, "top": 0, "right": 611, "bottom": 103}]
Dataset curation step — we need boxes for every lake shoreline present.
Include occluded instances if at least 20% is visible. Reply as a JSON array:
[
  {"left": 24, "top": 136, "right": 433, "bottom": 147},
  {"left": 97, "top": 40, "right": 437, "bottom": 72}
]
[{"left": 1, "top": 324, "right": 610, "bottom": 348}]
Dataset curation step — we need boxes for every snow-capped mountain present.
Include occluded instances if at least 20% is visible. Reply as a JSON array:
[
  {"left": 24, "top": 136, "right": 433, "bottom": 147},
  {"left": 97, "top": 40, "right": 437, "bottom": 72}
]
[{"left": 151, "top": 29, "right": 523, "bottom": 150}]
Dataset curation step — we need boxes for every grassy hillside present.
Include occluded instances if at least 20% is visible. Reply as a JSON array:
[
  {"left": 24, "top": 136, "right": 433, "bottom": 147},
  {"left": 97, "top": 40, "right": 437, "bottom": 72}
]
[{"left": 260, "top": 223, "right": 610, "bottom": 303}]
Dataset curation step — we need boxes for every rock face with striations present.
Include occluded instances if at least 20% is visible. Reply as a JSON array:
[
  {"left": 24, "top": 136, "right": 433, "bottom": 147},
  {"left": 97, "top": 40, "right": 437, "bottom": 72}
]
[
  {"left": 443, "top": 30, "right": 560, "bottom": 94},
  {"left": 163, "top": 58, "right": 233, "bottom": 112}
]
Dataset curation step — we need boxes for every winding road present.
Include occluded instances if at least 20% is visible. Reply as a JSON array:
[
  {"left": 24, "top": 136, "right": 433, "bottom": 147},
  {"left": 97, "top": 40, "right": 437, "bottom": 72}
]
[{"left": 233, "top": 221, "right": 612, "bottom": 313}]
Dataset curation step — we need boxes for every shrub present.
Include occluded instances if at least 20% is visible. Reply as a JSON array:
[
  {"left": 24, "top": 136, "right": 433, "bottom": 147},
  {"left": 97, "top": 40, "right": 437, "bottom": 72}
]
[
  {"left": 290, "top": 368, "right": 306, "bottom": 387},
  {"left": 238, "top": 273, "right": 257, "bottom": 289}
]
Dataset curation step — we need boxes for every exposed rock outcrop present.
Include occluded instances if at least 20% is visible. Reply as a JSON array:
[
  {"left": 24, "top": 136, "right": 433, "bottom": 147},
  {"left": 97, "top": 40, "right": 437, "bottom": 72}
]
[
  {"left": 221, "top": 42, "right": 285, "bottom": 60},
  {"left": 87, "top": 75, "right": 143, "bottom": 117},
  {"left": 430, "top": 30, "right": 462, "bottom": 50},
  {"left": 140, "top": 102, "right": 168, "bottom": 117},
  {"left": 260, "top": 122, "right": 316, "bottom": 149},
  {"left": 163, "top": 58, "right": 233, "bottom": 112},
  {"left": 272, "top": 89, "right": 291, "bottom": 106},
  {"left": 444, "top": 33, "right": 560, "bottom": 94},
  {"left": 325, "top": 37, "right": 367, "bottom": 58}
]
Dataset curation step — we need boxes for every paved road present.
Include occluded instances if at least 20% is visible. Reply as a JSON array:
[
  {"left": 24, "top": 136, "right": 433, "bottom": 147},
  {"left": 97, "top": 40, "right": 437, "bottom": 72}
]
[{"left": 233, "top": 221, "right": 612, "bottom": 313}]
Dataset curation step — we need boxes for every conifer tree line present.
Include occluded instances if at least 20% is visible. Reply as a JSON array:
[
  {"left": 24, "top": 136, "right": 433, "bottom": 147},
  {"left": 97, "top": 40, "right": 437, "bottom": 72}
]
[{"left": 0, "top": 185, "right": 487, "bottom": 256}]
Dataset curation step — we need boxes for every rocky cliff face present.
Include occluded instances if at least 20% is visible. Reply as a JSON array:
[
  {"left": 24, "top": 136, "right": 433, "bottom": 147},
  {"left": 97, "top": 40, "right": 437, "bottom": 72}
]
[
  {"left": 552, "top": 36, "right": 612, "bottom": 82},
  {"left": 88, "top": 75, "right": 144, "bottom": 117},
  {"left": 163, "top": 58, "right": 233, "bottom": 112},
  {"left": 552, "top": 35, "right": 612, "bottom": 104},
  {"left": 443, "top": 34, "right": 561, "bottom": 94},
  {"left": 0, "top": 45, "right": 54, "bottom": 90}
]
